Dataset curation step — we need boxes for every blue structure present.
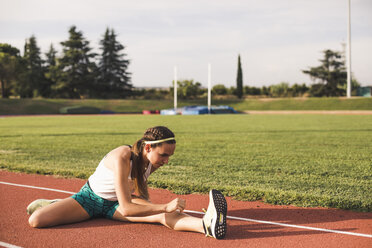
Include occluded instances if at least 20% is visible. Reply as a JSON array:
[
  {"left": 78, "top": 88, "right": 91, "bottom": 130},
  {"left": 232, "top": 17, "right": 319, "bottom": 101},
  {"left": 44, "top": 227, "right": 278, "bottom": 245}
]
[
  {"left": 159, "top": 108, "right": 180, "bottom": 115},
  {"left": 160, "top": 105, "right": 238, "bottom": 115},
  {"left": 182, "top": 106, "right": 209, "bottom": 115},
  {"left": 357, "top": 86, "right": 372, "bottom": 97}
]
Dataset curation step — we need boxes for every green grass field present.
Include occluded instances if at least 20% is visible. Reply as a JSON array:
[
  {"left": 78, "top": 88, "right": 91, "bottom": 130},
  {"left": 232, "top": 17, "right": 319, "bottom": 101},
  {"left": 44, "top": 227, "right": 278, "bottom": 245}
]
[
  {"left": 1, "top": 114, "right": 371, "bottom": 211},
  {"left": 1, "top": 97, "right": 372, "bottom": 115}
]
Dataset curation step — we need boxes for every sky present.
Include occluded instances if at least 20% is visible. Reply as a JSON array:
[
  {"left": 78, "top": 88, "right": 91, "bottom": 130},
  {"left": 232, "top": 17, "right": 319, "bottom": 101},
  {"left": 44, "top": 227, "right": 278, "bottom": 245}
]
[{"left": 1, "top": 0, "right": 372, "bottom": 88}]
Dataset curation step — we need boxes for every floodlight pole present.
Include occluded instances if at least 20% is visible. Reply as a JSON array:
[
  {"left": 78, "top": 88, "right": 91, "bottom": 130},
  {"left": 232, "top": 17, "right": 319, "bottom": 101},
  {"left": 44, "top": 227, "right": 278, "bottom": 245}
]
[
  {"left": 208, "top": 63, "right": 212, "bottom": 114},
  {"left": 174, "top": 66, "right": 177, "bottom": 109},
  {"left": 346, "top": 0, "right": 352, "bottom": 98}
]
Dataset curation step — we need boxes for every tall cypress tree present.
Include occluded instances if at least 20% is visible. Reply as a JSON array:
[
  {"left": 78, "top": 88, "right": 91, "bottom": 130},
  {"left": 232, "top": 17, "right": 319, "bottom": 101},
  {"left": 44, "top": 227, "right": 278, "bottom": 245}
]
[
  {"left": 18, "top": 35, "right": 46, "bottom": 98},
  {"left": 97, "top": 28, "right": 131, "bottom": 98},
  {"left": 236, "top": 54, "right": 243, "bottom": 99},
  {"left": 56, "top": 26, "right": 96, "bottom": 98}
]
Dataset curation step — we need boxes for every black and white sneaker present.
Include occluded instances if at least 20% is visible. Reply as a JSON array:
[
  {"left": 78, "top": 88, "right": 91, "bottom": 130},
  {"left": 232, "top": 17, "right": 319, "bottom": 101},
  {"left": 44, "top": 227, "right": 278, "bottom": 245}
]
[{"left": 202, "top": 189, "right": 227, "bottom": 239}]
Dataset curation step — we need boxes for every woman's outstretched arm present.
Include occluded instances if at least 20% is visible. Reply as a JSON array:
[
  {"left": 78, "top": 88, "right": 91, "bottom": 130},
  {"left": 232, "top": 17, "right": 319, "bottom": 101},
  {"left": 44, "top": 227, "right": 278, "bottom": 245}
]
[{"left": 110, "top": 147, "right": 184, "bottom": 217}]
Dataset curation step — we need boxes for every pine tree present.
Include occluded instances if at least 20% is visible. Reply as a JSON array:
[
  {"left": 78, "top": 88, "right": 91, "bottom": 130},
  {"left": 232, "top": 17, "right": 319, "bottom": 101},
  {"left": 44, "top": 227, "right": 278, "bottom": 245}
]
[
  {"left": 303, "top": 49, "right": 347, "bottom": 97},
  {"left": 97, "top": 28, "right": 131, "bottom": 98},
  {"left": 236, "top": 55, "right": 243, "bottom": 99},
  {"left": 0, "top": 43, "right": 21, "bottom": 98},
  {"left": 18, "top": 35, "right": 47, "bottom": 98},
  {"left": 45, "top": 44, "right": 57, "bottom": 67},
  {"left": 44, "top": 44, "right": 58, "bottom": 97},
  {"left": 56, "top": 26, "right": 96, "bottom": 98}
]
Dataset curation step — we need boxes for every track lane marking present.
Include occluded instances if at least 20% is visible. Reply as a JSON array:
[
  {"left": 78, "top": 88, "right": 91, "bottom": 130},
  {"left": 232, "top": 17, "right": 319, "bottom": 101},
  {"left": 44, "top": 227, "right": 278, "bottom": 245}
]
[
  {"left": 1, "top": 181, "right": 371, "bottom": 239},
  {"left": 0, "top": 241, "right": 23, "bottom": 248},
  {"left": 186, "top": 210, "right": 372, "bottom": 238},
  {"left": 0, "top": 181, "right": 76, "bottom": 194}
]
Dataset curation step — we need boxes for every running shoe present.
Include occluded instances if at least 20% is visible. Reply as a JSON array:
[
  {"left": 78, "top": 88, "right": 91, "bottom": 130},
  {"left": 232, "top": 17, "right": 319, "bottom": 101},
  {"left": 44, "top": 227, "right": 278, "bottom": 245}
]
[
  {"left": 26, "top": 199, "right": 60, "bottom": 215},
  {"left": 202, "top": 189, "right": 227, "bottom": 239}
]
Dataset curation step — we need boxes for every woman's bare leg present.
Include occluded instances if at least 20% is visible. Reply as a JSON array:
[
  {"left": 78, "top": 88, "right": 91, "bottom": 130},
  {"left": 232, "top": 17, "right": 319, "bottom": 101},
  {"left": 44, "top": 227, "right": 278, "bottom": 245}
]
[
  {"left": 112, "top": 197, "right": 204, "bottom": 234},
  {"left": 28, "top": 197, "right": 90, "bottom": 228}
]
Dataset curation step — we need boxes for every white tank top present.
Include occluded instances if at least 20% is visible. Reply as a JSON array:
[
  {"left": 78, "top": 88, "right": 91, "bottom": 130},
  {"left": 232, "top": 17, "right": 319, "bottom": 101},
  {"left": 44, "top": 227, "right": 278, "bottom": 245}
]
[{"left": 88, "top": 156, "right": 152, "bottom": 201}]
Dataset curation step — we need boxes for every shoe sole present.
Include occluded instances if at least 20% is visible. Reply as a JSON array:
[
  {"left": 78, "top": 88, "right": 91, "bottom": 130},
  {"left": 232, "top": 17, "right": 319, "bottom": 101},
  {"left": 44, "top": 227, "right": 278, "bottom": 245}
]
[{"left": 210, "top": 189, "right": 227, "bottom": 239}]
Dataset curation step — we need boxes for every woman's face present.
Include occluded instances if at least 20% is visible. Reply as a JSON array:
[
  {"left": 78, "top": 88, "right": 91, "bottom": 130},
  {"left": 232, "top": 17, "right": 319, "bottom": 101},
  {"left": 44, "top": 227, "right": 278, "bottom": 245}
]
[{"left": 145, "top": 143, "right": 176, "bottom": 169}]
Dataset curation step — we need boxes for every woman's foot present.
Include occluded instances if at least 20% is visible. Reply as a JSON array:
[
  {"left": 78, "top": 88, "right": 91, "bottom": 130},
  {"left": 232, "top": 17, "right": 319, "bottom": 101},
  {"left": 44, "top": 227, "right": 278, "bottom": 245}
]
[
  {"left": 202, "top": 189, "right": 227, "bottom": 239},
  {"left": 27, "top": 199, "right": 61, "bottom": 215}
]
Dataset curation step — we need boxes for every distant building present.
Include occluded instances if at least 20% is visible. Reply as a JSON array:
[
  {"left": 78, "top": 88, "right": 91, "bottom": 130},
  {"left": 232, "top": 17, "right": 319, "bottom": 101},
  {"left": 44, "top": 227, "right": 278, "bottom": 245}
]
[{"left": 357, "top": 86, "right": 372, "bottom": 97}]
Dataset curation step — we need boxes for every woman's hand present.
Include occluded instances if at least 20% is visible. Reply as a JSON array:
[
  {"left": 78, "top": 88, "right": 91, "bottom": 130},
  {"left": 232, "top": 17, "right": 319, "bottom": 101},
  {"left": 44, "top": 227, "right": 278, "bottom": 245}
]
[{"left": 165, "top": 198, "right": 186, "bottom": 213}]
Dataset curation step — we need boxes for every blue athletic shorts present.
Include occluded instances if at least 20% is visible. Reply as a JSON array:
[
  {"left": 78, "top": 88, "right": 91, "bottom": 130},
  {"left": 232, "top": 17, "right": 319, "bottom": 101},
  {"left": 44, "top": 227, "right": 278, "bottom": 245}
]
[{"left": 71, "top": 182, "right": 119, "bottom": 219}]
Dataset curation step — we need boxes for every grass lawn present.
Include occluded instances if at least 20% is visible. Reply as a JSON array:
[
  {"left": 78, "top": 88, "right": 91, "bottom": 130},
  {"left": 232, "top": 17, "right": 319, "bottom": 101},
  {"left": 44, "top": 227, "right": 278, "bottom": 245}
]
[
  {"left": 0, "top": 114, "right": 371, "bottom": 211},
  {"left": 1, "top": 97, "right": 372, "bottom": 115}
]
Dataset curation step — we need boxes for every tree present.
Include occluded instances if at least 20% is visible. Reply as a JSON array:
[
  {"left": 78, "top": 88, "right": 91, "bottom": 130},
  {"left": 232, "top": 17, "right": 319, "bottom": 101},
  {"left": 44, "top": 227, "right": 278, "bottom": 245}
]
[
  {"left": 303, "top": 49, "right": 347, "bottom": 97},
  {"left": 97, "top": 28, "right": 132, "bottom": 98},
  {"left": 270, "top": 82, "right": 290, "bottom": 97},
  {"left": 212, "top": 84, "right": 228, "bottom": 95},
  {"left": 228, "top": 86, "right": 237, "bottom": 96},
  {"left": 244, "top": 86, "right": 261, "bottom": 95},
  {"left": 261, "top": 86, "right": 270, "bottom": 96},
  {"left": 56, "top": 26, "right": 97, "bottom": 98},
  {"left": 291, "top": 83, "right": 309, "bottom": 97},
  {"left": 0, "top": 43, "right": 21, "bottom": 98},
  {"left": 44, "top": 44, "right": 58, "bottom": 97},
  {"left": 171, "top": 79, "right": 203, "bottom": 99},
  {"left": 17, "top": 35, "right": 48, "bottom": 98},
  {"left": 236, "top": 55, "right": 243, "bottom": 99}
]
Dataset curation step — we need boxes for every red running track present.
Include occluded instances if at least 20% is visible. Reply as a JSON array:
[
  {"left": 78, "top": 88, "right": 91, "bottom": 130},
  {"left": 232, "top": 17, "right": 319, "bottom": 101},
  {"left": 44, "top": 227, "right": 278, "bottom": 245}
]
[{"left": 0, "top": 170, "right": 371, "bottom": 248}]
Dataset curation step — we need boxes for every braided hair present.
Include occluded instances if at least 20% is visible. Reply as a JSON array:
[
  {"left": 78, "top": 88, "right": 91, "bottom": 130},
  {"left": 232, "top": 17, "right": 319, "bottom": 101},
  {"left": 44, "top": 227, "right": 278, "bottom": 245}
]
[{"left": 131, "top": 126, "right": 176, "bottom": 199}]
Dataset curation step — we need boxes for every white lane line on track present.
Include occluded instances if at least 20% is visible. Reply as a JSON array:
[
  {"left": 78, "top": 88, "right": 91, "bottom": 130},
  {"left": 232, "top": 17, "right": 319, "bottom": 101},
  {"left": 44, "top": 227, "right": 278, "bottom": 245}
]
[
  {"left": 185, "top": 210, "right": 372, "bottom": 238},
  {"left": 0, "top": 241, "right": 22, "bottom": 248},
  {"left": 0, "top": 181, "right": 76, "bottom": 194},
  {"left": 1, "top": 181, "right": 371, "bottom": 239}
]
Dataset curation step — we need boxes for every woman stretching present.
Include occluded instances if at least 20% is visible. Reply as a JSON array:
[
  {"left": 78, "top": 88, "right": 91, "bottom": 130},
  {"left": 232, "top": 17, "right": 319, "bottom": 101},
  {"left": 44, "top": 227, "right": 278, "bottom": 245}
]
[{"left": 27, "top": 126, "right": 227, "bottom": 239}]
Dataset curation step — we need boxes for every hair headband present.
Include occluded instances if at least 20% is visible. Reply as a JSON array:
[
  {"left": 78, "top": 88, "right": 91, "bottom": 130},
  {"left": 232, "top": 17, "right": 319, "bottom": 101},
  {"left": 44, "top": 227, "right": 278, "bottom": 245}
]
[{"left": 144, "top": 137, "right": 175, "bottom": 145}]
